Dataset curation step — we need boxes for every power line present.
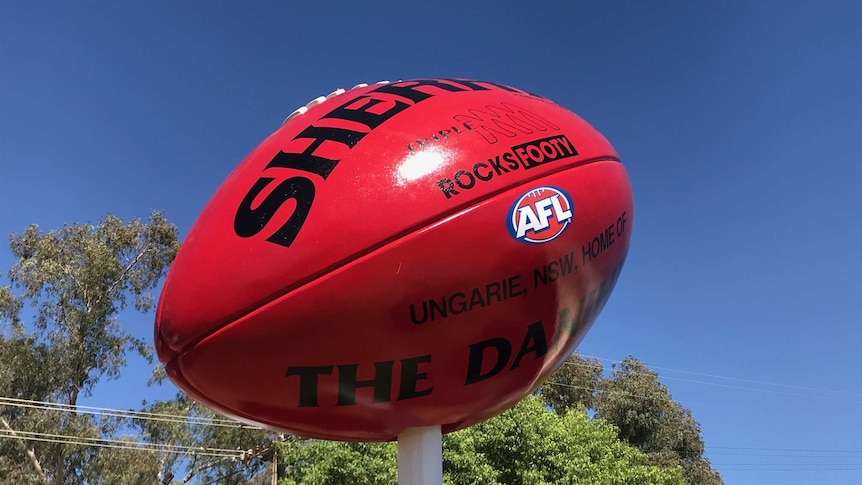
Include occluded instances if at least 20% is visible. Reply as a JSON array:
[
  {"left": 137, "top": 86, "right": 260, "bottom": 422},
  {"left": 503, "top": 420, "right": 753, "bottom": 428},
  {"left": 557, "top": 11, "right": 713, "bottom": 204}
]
[
  {"left": 4, "top": 350, "right": 856, "bottom": 435},
  {"left": 708, "top": 446, "right": 862, "bottom": 453},
  {"left": 4, "top": 406, "right": 860, "bottom": 473},
  {"left": 716, "top": 463, "right": 862, "bottom": 466},
  {"left": 0, "top": 395, "right": 244, "bottom": 424},
  {"left": 654, "top": 375, "right": 861, "bottom": 403},
  {"left": 1, "top": 363, "right": 857, "bottom": 467},
  {"left": 0, "top": 429, "right": 244, "bottom": 458},
  {"left": 2, "top": 378, "right": 701, "bottom": 432},
  {"left": 5, "top": 428, "right": 245, "bottom": 453},
  {"left": 0, "top": 395, "right": 249, "bottom": 428},
  {"left": 575, "top": 354, "right": 862, "bottom": 398},
  {"left": 200, "top": 446, "right": 273, "bottom": 485},
  {"left": 544, "top": 374, "right": 862, "bottom": 461},
  {"left": 709, "top": 451, "right": 862, "bottom": 457},
  {"left": 543, "top": 379, "right": 715, "bottom": 407},
  {"left": 169, "top": 451, "right": 255, "bottom": 484},
  {"left": 719, "top": 467, "right": 862, "bottom": 471},
  {"left": 544, "top": 380, "right": 682, "bottom": 403},
  {"left": 560, "top": 359, "right": 862, "bottom": 403}
]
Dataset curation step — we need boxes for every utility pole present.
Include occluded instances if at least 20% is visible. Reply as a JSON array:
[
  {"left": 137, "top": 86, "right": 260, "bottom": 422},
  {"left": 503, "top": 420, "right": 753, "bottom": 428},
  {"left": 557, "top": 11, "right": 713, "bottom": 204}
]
[{"left": 271, "top": 446, "right": 277, "bottom": 485}]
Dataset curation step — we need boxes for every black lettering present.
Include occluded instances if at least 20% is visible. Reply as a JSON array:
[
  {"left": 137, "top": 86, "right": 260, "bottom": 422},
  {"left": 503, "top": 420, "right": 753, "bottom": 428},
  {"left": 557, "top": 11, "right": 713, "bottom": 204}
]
[
  {"left": 428, "top": 298, "right": 447, "bottom": 321},
  {"left": 469, "top": 287, "right": 486, "bottom": 310},
  {"left": 583, "top": 227, "right": 617, "bottom": 264},
  {"left": 409, "top": 301, "right": 428, "bottom": 325},
  {"left": 465, "top": 338, "right": 511, "bottom": 385},
  {"left": 527, "top": 145, "right": 543, "bottom": 163},
  {"left": 511, "top": 135, "right": 576, "bottom": 170},
  {"left": 336, "top": 361, "right": 394, "bottom": 406},
  {"left": 550, "top": 135, "right": 577, "bottom": 156},
  {"left": 582, "top": 242, "right": 593, "bottom": 265},
  {"left": 554, "top": 263, "right": 623, "bottom": 344},
  {"left": 570, "top": 263, "right": 623, "bottom": 335},
  {"left": 547, "top": 260, "right": 559, "bottom": 282},
  {"left": 454, "top": 170, "right": 476, "bottom": 189},
  {"left": 266, "top": 125, "right": 366, "bottom": 178},
  {"left": 534, "top": 267, "right": 548, "bottom": 288},
  {"left": 487, "top": 156, "right": 508, "bottom": 176},
  {"left": 616, "top": 211, "right": 627, "bottom": 236},
  {"left": 397, "top": 355, "right": 433, "bottom": 400},
  {"left": 440, "top": 78, "right": 492, "bottom": 92},
  {"left": 437, "top": 178, "right": 459, "bottom": 199},
  {"left": 372, "top": 79, "right": 466, "bottom": 103},
  {"left": 550, "top": 264, "right": 624, "bottom": 353},
  {"left": 234, "top": 177, "right": 315, "bottom": 248},
  {"left": 552, "top": 307, "right": 579, "bottom": 352},
  {"left": 574, "top": 286, "right": 598, "bottom": 331},
  {"left": 593, "top": 264, "right": 623, "bottom": 315},
  {"left": 560, "top": 134, "right": 577, "bottom": 155},
  {"left": 243, "top": 79, "right": 537, "bottom": 245},
  {"left": 513, "top": 147, "right": 528, "bottom": 166},
  {"left": 485, "top": 282, "right": 502, "bottom": 303},
  {"left": 560, "top": 251, "right": 575, "bottom": 276},
  {"left": 535, "top": 253, "right": 576, "bottom": 288},
  {"left": 565, "top": 262, "right": 624, "bottom": 341},
  {"left": 545, "top": 137, "right": 572, "bottom": 155},
  {"left": 502, "top": 151, "right": 520, "bottom": 170},
  {"left": 510, "top": 321, "right": 548, "bottom": 370},
  {"left": 474, "top": 162, "right": 493, "bottom": 181},
  {"left": 449, "top": 292, "right": 467, "bottom": 315},
  {"left": 507, "top": 275, "right": 523, "bottom": 298},
  {"left": 285, "top": 365, "right": 333, "bottom": 407},
  {"left": 323, "top": 95, "right": 410, "bottom": 130}
]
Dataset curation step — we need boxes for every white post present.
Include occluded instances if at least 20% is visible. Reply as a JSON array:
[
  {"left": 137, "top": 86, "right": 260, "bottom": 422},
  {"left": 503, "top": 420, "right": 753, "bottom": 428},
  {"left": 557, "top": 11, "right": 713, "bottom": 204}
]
[{"left": 397, "top": 426, "right": 443, "bottom": 485}]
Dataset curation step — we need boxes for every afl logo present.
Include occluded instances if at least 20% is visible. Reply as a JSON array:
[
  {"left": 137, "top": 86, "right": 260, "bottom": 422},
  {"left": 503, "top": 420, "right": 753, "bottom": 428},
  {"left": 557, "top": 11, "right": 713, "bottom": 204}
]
[{"left": 508, "top": 186, "right": 574, "bottom": 244}]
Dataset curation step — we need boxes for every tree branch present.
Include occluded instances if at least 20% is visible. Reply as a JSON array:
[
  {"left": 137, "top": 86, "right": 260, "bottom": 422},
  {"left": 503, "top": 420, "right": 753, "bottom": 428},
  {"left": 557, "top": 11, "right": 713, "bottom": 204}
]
[
  {"left": 0, "top": 415, "right": 49, "bottom": 484},
  {"left": 60, "top": 264, "right": 90, "bottom": 313},
  {"left": 157, "top": 451, "right": 168, "bottom": 484},
  {"left": 179, "top": 454, "right": 202, "bottom": 484},
  {"left": 103, "top": 246, "right": 151, "bottom": 300}
]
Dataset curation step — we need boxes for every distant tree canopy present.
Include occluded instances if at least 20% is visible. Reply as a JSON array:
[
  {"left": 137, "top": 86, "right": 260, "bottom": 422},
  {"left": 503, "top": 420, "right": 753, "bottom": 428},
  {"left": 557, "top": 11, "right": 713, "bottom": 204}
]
[
  {"left": 277, "top": 395, "right": 684, "bottom": 485},
  {"left": 537, "top": 354, "right": 723, "bottom": 485},
  {"left": 274, "top": 355, "right": 724, "bottom": 485},
  {"left": 0, "top": 212, "right": 721, "bottom": 484},
  {"left": 0, "top": 212, "right": 179, "bottom": 484},
  {"left": 0, "top": 213, "right": 273, "bottom": 485}
]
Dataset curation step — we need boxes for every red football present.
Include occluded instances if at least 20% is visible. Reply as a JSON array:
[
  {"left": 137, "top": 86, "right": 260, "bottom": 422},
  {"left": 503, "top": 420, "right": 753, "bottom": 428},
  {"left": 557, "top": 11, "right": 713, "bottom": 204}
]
[{"left": 155, "top": 78, "right": 633, "bottom": 442}]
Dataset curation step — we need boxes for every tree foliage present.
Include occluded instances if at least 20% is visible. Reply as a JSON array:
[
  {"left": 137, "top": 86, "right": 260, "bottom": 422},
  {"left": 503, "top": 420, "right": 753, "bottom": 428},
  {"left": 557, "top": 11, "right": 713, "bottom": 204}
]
[
  {"left": 277, "top": 439, "right": 397, "bottom": 485},
  {"left": 539, "top": 353, "right": 603, "bottom": 411},
  {"left": 133, "top": 380, "right": 275, "bottom": 484},
  {"left": 276, "top": 395, "right": 684, "bottom": 485},
  {"left": 81, "top": 438, "right": 160, "bottom": 485},
  {"left": 537, "top": 355, "right": 723, "bottom": 485},
  {"left": 0, "top": 212, "right": 721, "bottom": 484},
  {"left": 0, "top": 212, "right": 179, "bottom": 484}
]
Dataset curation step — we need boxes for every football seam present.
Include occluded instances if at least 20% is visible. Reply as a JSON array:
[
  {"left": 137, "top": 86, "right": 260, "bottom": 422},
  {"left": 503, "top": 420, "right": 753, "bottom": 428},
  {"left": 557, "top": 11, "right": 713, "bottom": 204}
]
[{"left": 167, "top": 154, "right": 622, "bottom": 355}]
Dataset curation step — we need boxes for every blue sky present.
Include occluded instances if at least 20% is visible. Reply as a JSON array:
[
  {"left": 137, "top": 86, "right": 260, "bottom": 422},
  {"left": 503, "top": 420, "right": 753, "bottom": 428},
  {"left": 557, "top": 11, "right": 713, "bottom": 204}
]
[{"left": 1, "top": 1, "right": 860, "bottom": 483}]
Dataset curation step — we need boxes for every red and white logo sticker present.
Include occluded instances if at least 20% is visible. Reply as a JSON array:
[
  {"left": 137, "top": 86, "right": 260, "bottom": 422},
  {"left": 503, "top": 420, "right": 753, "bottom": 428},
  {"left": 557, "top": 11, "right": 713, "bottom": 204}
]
[{"left": 508, "top": 186, "right": 574, "bottom": 244}]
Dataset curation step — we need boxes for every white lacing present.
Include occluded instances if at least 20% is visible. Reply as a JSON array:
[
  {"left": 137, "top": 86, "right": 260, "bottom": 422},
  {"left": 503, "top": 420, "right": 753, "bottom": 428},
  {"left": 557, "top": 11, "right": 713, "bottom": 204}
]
[{"left": 281, "top": 80, "right": 396, "bottom": 125}]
